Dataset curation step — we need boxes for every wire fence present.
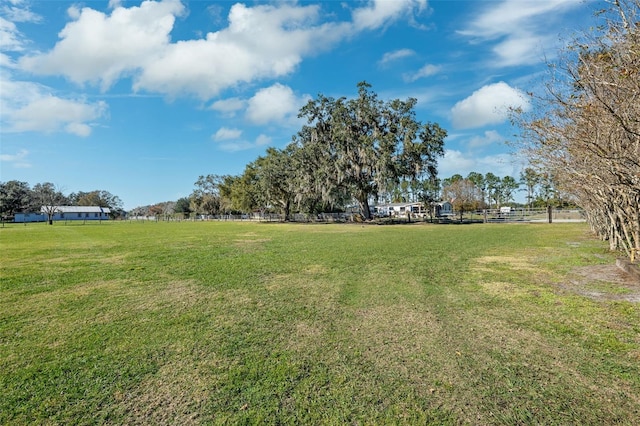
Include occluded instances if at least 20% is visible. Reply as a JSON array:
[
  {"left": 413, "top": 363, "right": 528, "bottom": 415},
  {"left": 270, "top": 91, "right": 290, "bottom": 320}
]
[
  {"left": 126, "top": 212, "right": 360, "bottom": 223},
  {"left": 125, "top": 208, "right": 585, "bottom": 224}
]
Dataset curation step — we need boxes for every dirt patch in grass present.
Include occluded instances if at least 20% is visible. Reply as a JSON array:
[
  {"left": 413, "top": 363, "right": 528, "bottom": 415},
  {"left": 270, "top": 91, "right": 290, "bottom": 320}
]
[{"left": 562, "top": 264, "right": 640, "bottom": 302}]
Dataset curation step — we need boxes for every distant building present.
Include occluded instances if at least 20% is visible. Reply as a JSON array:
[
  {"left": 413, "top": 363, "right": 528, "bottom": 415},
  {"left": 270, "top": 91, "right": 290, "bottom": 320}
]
[
  {"left": 373, "top": 201, "right": 453, "bottom": 218},
  {"left": 435, "top": 201, "right": 453, "bottom": 217},
  {"left": 14, "top": 206, "right": 111, "bottom": 223},
  {"left": 375, "top": 202, "right": 429, "bottom": 217}
]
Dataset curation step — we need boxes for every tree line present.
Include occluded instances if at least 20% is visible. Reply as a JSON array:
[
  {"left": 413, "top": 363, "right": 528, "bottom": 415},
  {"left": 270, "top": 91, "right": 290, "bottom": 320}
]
[
  {"left": 0, "top": 181, "right": 124, "bottom": 220},
  {"left": 147, "top": 167, "right": 562, "bottom": 222},
  {"left": 131, "top": 83, "right": 573, "bottom": 221}
]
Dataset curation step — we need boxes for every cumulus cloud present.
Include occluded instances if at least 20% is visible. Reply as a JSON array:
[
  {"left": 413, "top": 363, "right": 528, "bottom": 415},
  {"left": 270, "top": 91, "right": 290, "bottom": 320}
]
[
  {"left": 19, "top": 0, "right": 185, "bottom": 91},
  {"left": 459, "top": 0, "right": 581, "bottom": 67},
  {"left": 403, "top": 63, "right": 440, "bottom": 82},
  {"left": 64, "top": 122, "right": 92, "bottom": 137},
  {"left": 467, "top": 130, "right": 504, "bottom": 149},
  {"left": 0, "top": 79, "right": 107, "bottom": 136},
  {"left": 0, "top": 148, "right": 31, "bottom": 168},
  {"left": 16, "top": 0, "right": 425, "bottom": 100},
  {"left": 215, "top": 133, "right": 273, "bottom": 152},
  {"left": 438, "top": 149, "right": 518, "bottom": 180},
  {"left": 450, "top": 82, "right": 529, "bottom": 129},
  {"left": 134, "top": 3, "right": 339, "bottom": 99},
  {"left": 209, "top": 97, "right": 246, "bottom": 116},
  {"left": 8, "top": 95, "right": 107, "bottom": 135},
  {"left": 212, "top": 127, "right": 242, "bottom": 141},
  {"left": 246, "top": 83, "right": 309, "bottom": 125}
]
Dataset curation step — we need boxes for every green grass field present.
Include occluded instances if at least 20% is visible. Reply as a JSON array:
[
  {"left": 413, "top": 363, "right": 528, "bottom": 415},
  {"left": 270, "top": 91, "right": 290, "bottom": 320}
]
[{"left": 1, "top": 221, "right": 638, "bottom": 424}]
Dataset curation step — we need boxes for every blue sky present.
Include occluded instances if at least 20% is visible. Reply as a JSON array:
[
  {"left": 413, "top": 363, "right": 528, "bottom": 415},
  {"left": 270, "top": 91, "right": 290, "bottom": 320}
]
[{"left": 1, "top": 0, "right": 598, "bottom": 209}]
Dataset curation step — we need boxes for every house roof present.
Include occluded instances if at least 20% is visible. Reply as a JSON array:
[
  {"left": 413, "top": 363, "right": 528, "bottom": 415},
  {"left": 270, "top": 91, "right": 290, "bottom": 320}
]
[
  {"left": 376, "top": 202, "right": 423, "bottom": 208},
  {"left": 41, "top": 206, "right": 111, "bottom": 214}
]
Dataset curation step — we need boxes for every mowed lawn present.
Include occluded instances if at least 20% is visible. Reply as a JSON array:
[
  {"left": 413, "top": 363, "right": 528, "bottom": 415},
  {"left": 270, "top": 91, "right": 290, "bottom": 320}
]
[{"left": 1, "top": 221, "right": 638, "bottom": 425}]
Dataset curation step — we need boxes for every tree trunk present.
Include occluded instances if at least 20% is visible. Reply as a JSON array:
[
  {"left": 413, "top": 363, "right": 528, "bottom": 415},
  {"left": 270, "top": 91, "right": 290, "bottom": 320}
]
[
  {"left": 356, "top": 194, "right": 372, "bottom": 220},
  {"left": 283, "top": 199, "right": 291, "bottom": 222}
]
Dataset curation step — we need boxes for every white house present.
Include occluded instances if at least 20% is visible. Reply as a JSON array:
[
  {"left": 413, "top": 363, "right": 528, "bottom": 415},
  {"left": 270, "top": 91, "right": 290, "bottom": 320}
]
[
  {"left": 374, "top": 201, "right": 453, "bottom": 218},
  {"left": 435, "top": 201, "right": 454, "bottom": 217},
  {"left": 15, "top": 206, "right": 111, "bottom": 223},
  {"left": 375, "top": 202, "right": 428, "bottom": 217}
]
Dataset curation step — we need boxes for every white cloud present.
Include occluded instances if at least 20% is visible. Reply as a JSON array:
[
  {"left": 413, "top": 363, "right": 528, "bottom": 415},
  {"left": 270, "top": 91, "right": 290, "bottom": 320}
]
[
  {"left": 439, "top": 149, "right": 518, "bottom": 180},
  {"left": 9, "top": 96, "right": 107, "bottom": 135},
  {"left": 64, "top": 122, "right": 92, "bottom": 137},
  {"left": 246, "top": 83, "right": 309, "bottom": 125},
  {"left": 459, "top": 0, "right": 581, "bottom": 67},
  {"left": 209, "top": 97, "right": 246, "bottom": 115},
  {"left": 256, "top": 134, "right": 271, "bottom": 146},
  {"left": 0, "top": 148, "right": 31, "bottom": 168},
  {"left": 492, "top": 34, "right": 551, "bottom": 67},
  {"left": 467, "top": 130, "right": 504, "bottom": 149},
  {"left": 0, "top": 51, "right": 14, "bottom": 67},
  {"left": 212, "top": 127, "right": 242, "bottom": 141},
  {"left": 0, "top": 79, "right": 107, "bottom": 135},
  {"left": 16, "top": 1, "right": 426, "bottom": 100},
  {"left": 215, "top": 134, "right": 273, "bottom": 152},
  {"left": 0, "top": 16, "right": 23, "bottom": 51},
  {"left": 439, "top": 149, "right": 475, "bottom": 177},
  {"left": 450, "top": 82, "right": 529, "bottom": 129},
  {"left": 462, "top": 0, "right": 577, "bottom": 38},
  {"left": 19, "top": 0, "right": 185, "bottom": 91},
  {"left": 1, "top": 1, "right": 42, "bottom": 24},
  {"left": 379, "top": 48, "right": 415, "bottom": 66},
  {"left": 352, "top": 0, "right": 426, "bottom": 31},
  {"left": 403, "top": 63, "right": 440, "bottom": 82},
  {"left": 134, "top": 3, "right": 345, "bottom": 99}
]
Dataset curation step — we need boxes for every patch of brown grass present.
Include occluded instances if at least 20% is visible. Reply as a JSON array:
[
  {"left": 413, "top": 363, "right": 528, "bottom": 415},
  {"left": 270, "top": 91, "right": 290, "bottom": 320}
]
[
  {"left": 117, "top": 360, "right": 213, "bottom": 425},
  {"left": 474, "top": 255, "right": 539, "bottom": 272},
  {"left": 232, "top": 238, "right": 270, "bottom": 252}
]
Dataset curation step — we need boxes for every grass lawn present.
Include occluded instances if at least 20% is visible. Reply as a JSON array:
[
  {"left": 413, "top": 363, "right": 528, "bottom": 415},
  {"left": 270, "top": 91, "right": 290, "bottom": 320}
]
[{"left": 1, "top": 221, "right": 639, "bottom": 424}]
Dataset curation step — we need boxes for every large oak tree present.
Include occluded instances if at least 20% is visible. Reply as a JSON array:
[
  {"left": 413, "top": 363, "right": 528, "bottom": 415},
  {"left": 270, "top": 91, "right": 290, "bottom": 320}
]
[{"left": 293, "top": 82, "right": 446, "bottom": 220}]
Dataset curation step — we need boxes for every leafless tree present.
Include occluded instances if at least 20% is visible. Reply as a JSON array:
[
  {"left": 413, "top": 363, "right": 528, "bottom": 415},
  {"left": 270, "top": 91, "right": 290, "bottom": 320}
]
[
  {"left": 515, "top": 0, "right": 640, "bottom": 260},
  {"left": 32, "top": 183, "right": 67, "bottom": 225}
]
